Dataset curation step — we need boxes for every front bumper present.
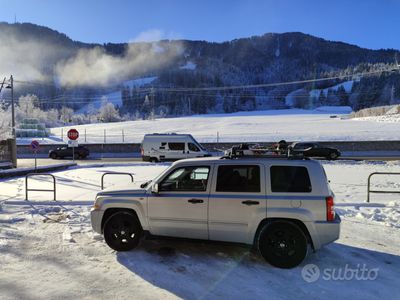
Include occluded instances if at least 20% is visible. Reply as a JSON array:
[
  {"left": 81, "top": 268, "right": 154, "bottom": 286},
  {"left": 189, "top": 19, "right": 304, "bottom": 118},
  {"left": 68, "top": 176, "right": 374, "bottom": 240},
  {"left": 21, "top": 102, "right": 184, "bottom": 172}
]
[{"left": 90, "top": 208, "right": 104, "bottom": 234}]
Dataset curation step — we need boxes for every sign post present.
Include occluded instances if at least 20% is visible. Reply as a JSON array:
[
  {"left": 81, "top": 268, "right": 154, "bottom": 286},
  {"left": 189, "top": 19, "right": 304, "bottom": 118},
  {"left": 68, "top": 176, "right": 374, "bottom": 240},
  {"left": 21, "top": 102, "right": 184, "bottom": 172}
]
[
  {"left": 30, "top": 140, "right": 40, "bottom": 172},
  {"left": 67, "top": 129, "right": 79, "bottom": 162}
]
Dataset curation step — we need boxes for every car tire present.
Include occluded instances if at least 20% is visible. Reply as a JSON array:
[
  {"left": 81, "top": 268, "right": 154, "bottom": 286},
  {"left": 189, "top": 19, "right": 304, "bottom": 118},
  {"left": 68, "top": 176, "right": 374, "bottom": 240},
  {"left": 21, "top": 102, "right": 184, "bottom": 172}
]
[
  {"left": 103, "top": 211, "right": 142, "bottom": 251},
  {"left": 257, "top": 221, "right": 308, "bottom": 269},
  {"left": 329, "top": 152, "right": 338, "bottom": 160},
  {"left": 50, "top": 153, "right": 58, "bottom": 159},
  {"left": 149, "top": 157, "right": 158, "bottom": 163}
]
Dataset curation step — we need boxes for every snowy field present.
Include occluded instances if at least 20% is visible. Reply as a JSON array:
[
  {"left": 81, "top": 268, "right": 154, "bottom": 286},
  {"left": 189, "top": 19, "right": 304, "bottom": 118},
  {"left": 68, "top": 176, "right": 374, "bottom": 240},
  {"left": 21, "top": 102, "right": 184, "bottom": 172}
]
[
  {"left": 40, "top": 107, "right": 400, "bottom": 145},
  {"left": 1, "top": 161, "right": 400, "bottom": 299}
]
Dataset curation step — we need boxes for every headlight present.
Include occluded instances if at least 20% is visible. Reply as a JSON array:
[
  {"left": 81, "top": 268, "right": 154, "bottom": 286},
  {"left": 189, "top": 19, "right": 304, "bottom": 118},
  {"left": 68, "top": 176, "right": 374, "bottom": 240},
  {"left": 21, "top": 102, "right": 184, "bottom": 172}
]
[{"left": 92, "top": 203, "right": 101, "bottom": 210}]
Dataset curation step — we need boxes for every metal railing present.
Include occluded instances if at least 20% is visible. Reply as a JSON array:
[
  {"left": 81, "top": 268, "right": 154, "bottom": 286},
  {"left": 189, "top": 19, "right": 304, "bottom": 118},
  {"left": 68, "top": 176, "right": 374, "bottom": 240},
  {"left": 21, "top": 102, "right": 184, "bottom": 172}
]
[
  {"left": 25, "top": 173, "right": 56, "bottom": 201},
  {"left": 101, "top": 172, "right": 134, "bottom": 190},
  {"left": 367, "top": 172, "right": 400, "bottom": 202}
]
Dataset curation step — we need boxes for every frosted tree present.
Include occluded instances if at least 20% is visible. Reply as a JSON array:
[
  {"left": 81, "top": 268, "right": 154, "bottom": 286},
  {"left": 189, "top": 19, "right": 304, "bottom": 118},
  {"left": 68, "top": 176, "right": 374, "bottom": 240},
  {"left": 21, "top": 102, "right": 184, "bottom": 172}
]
[
  {"left": 98, "top": 101, "right": 120, "bottom": 122},
  {"left": 60, "top": 106, "right": 74, "bottom": 124},
  {"left": 0, "top": 107, "right": 11, "bottom": 140},
  {"left": 18, "top": 94, "right": 39, "bottom": 117},
  {"left": 87, "top": 103, "right": 98, "bottom": 117}
]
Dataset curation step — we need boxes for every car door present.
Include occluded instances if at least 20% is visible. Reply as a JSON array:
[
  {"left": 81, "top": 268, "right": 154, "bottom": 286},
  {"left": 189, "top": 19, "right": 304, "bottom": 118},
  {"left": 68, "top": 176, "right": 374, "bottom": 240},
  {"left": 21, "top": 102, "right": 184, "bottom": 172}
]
[
  {"left": 60, "top": 146, "right": 71, "bottom": 157},
  {"left": 166, "top": 142, "right": 186, "bottom": 160},
  {"left": 208, "top": 163, "right": 266, "bottom": 243},
  {"left": 306, "top": 143, "right": 318, "bottom": 156},
  {"left": 187, "top": 142, "right": 202, "bottom": 158},
  {"left": 147, "top": 165, "right": 212, "bottom": 239}
]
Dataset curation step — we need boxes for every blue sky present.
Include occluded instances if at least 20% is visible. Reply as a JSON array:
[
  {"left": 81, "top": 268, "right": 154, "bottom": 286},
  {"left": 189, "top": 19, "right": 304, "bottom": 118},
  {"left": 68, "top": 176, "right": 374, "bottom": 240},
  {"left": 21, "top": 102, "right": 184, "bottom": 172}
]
[{"left": 0, "top": 0, "right": 399, "bottom": 49}]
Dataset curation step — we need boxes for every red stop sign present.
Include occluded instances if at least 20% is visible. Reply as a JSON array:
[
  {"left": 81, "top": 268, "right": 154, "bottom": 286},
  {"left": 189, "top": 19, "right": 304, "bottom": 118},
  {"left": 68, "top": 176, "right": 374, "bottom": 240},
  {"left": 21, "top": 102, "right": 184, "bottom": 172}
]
[{"left": 67, "top": 129, "right": 79, "bottom": 140}]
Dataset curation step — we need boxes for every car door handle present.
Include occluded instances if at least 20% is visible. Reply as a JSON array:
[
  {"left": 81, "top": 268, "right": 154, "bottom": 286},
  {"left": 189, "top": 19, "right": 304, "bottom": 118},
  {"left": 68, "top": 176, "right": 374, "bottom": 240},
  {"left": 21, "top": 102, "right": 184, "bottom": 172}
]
[
  {"left": 242, "top": 200, "right": 259, "bottom": 206},
  {"left": 188, "top": 199, "right": 204, "bottom": 204}
]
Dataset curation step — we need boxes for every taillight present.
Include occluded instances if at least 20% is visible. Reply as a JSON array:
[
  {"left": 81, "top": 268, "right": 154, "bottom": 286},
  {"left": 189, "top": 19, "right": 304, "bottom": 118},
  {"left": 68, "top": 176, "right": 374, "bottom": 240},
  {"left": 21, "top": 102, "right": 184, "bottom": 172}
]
[
  {"left": 326, "top": 196, "right": 335, "bottom": 221},
  {"left": 141, "top": 148, "right": 144, "bottom": 156}
]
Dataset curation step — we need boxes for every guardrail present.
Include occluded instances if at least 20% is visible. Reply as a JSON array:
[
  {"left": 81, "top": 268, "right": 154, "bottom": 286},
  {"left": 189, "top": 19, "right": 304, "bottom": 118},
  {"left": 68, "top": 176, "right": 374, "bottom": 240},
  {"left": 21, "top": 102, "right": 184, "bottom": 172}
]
[
  {"left": 367, "top": 172, "right": 400, "bottom": 202},
  {"left": 25, "top": 173, "right": 56, "bottom": 201},
  {"left": 101, "top": 172, "right": 134, "bottom": 190}
]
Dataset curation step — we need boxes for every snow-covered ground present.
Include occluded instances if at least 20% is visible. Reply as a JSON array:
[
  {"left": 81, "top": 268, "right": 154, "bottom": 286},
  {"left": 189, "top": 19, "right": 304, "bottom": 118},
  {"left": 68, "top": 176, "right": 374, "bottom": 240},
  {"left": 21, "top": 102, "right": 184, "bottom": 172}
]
[
  {"left": 41, "top": 107, "right": 400, "bottom": 145},
  {"left": 76, "top": 76, "right": 158, "bottom": 114},
  {"left": 354, "top": 114, "right": 400, "bottom": 123},
  {"left": 285, "top": 80, "right": 356, "bottom": 106},
  {"left": 1, "top": 161, "right": 399, "bottom": 299}
]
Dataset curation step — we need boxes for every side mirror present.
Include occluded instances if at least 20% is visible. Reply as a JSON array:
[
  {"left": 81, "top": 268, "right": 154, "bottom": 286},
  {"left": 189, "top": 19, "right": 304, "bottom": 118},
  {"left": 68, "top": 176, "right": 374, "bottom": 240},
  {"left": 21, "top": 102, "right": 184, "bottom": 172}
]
[{"left": 151, "top": 183, "right": 159, "bottom": 194}]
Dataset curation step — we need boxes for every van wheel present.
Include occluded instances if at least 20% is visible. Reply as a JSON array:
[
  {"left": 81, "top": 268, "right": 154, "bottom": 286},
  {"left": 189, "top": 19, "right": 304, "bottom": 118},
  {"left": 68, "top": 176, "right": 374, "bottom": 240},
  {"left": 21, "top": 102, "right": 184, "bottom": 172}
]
[
  {"left": 50, "top": 153, "right": 58, "bottom": 159},
  {"left": 103, "top": 211, "right": 142, "bottom": 251},
  {"left": 149, "top": 157, "right": 158, "bottom": 163},
  {"left": 257, "top": 221, "right": 307, "bottom": 268}
]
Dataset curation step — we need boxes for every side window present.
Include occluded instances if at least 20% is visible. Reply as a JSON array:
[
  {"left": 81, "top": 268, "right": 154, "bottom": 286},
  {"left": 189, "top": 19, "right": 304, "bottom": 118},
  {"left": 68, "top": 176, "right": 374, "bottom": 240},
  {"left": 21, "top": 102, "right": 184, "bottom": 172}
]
[
  {"left": 270, "top": 166, "right": 312, "bottom": 193},
  {"left": 159, "top": 142, "right": 167, "bottom": 150},
  {"left": 168, "top": 142, "right": 185, "bottom": 151},
  {"left": 216, "top": 165, "right": 260, "bottom": 193},
  {"left": 188, "top": 143, "right": 200, "bottom": 152},
  {"left": 159, "top": 166, "right": 210, "bottom": 192}
]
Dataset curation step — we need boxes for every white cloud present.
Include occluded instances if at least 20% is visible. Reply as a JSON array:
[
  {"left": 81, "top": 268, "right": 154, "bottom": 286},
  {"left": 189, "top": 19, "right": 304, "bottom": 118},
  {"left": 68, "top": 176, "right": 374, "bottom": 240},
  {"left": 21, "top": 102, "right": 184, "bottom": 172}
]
[{"left": 131, "top": 29, "right": 182, "bottom": 43}]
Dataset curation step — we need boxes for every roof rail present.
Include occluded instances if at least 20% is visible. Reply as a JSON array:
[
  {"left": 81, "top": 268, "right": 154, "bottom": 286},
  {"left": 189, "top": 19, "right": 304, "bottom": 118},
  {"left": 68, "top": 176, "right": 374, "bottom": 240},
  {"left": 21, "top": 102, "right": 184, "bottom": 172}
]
[{"left": 220, "top": 143, "right": 308, "bottom": 160}]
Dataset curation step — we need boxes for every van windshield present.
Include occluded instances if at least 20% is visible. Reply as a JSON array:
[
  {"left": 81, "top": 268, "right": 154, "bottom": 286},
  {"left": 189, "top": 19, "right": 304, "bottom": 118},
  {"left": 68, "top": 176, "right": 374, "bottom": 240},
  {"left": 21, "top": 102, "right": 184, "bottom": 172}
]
[{"left": 191, "top": 140, "right": 205, "bottom": 151}]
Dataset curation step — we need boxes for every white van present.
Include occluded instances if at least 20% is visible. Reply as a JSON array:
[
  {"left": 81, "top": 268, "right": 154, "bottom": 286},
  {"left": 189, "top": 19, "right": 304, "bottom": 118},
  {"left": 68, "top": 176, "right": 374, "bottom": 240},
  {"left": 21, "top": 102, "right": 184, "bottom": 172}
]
[{"left": 141, "top": 133, "right": 211, "bottom": 162}]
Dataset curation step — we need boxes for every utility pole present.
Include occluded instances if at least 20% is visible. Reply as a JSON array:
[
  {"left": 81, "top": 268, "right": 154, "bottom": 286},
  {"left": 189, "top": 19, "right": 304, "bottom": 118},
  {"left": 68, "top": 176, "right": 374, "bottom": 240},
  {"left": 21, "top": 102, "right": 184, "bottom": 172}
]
[
  {"left": 5, "top": 75, "right": 17, "bottom": 168},
  {"left": 390, "top": 85, "right": 395, "bottom": 105},
  {"left": 10, "top": 76, "right": 15, "bottom": 140},
  {"left": 150, "top": 87, "right": 155, "bottom": 120}
]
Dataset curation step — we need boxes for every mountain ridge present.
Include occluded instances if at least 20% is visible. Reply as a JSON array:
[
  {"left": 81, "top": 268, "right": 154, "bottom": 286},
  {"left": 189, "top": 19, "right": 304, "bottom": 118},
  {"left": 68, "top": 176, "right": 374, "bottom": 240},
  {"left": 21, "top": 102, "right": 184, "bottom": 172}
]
[{"left": 1, "top": 22, "right": 399, "bottom": 115}]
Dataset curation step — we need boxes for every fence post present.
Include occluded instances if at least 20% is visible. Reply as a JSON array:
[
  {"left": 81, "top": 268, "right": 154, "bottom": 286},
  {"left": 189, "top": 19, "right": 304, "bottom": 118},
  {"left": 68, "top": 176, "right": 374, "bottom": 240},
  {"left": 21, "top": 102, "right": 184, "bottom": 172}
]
[
  {"left": 122, "top": 129, "right": 125, "bottom": 143},
  {"left": 104, "top": 129, "right": 106, "bottom": 144},
  {"left": 85, "top": 128, "right": 87, "bottom": 143},
  {"left": 61, "top": 128, "right": 63, "bottom": 141}
]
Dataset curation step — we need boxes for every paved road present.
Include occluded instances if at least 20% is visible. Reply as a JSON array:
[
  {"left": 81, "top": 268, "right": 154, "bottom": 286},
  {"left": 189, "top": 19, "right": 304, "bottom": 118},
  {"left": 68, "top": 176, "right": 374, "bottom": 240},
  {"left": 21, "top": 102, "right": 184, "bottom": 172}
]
[
  {"left": 17, "top": 154, "right": 400, "bottom": 169},
  {"left": 17, "top": 157, "right": 144, "bottom": 169}
]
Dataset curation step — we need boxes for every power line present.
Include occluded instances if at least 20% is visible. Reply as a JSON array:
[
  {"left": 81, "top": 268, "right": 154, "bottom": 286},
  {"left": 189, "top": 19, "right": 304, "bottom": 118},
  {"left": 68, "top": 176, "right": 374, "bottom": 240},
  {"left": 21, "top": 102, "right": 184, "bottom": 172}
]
[
  {"left": 1, "top": 65, "right": 398, "bottom": 105},
  {"left": 7, "top": 65, "right": 400, "bottom": 92}
]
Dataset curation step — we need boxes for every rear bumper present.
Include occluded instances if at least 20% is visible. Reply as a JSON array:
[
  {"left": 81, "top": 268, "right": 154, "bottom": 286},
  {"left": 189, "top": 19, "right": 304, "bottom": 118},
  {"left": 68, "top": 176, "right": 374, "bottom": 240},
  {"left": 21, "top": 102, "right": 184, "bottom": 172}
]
[
  {"left": 90, "top": 208, "right": 104, "bottom": 234},
  {"left": 310, "top": 213, "right": 341, "bottom": 250}
]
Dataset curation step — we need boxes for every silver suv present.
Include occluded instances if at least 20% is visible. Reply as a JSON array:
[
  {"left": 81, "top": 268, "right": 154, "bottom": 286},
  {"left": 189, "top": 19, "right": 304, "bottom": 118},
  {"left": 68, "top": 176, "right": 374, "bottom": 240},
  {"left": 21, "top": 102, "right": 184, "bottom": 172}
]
[{"left": 91, "top": 156, "right": 341, "bottom": 268}]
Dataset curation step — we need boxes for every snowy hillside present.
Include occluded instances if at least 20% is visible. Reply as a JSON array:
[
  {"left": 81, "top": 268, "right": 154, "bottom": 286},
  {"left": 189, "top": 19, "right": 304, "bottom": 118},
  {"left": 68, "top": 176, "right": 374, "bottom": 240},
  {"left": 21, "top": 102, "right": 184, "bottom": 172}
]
[
  {"left": 41, "top": 107, "right": 400, "bottom": 144},
  {"left": 285, "top": 80, "right": 356, "bottom": 107},
  {"left": 77, "top": 77, "right": 158, "bottom": 114}
]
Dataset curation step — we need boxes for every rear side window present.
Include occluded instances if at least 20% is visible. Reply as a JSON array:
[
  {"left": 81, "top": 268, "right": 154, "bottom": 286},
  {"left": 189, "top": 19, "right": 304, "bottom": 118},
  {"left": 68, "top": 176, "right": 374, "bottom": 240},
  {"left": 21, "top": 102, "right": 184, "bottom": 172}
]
[
  {"left": 270, "top": 166, "right": 312, "bottom": 193},
  {"left": 216, "top": 165, "right": 260, "bottom": 192},
  {"left": 168, "top": 143, "right": 185, "bottom": 151}
]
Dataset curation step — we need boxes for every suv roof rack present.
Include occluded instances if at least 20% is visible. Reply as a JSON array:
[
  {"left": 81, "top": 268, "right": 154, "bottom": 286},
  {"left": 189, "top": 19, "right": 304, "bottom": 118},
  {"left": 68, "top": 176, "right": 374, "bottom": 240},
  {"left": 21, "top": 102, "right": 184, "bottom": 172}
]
[{"left": 220, "top": 143, "right": 308, "bottom": 160}]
